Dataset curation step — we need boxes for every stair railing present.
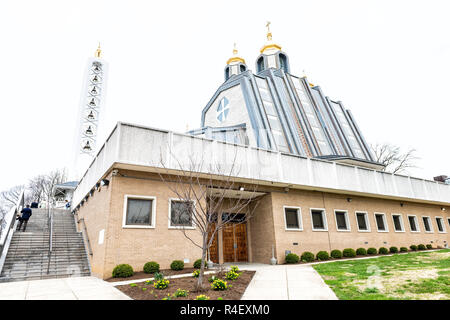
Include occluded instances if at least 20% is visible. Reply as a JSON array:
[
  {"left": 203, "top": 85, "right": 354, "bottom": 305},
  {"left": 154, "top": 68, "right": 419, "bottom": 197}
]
[
  {"left": 0, "top": 189, "right": 25, "bottom": 275},
  {"left": 46, "top": 204, "right": 53, "bottom": 274},
  {"left": 75, "top": 214, "right": 93, "bottom": 256}
]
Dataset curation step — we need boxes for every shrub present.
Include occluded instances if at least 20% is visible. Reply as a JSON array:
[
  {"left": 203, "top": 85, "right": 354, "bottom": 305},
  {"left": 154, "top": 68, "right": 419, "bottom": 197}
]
[
  {"left": 400, "top": 247, "right": 408, "bottom": 252},
  {"left": 230, "top": 265, "right": 240, "bottom": 273},
  {"left": 143, "top": 261, "right": 160, "bottom": 274},
  {"left": 367, "top": 248, "right": 377, "bottom": 255},
  {"left": 153, "top": 279, "right": 170, "bottom": 290},
  {"left": 225, "top": 270, "right": 241, "bottom": 280},
  {"left": 301, "top": 252, "right": 315, "bottom": 262},
  {"left": 170, "top": 260, "right": 184, "bottom": 271},
  {"left": 343, "top": 248, "right": 356, "bottom": 258},
  {"left": 174, "top": 288, "right": 188, "bottom": 297},
  {"left": 154, "top": 272, "right": 164, "bottom": 281},
  {"left": 285, "top": 253, "right": 300, "bottom": 264},
  {"left": 211, "top": 279, "right": 228, "bottom": 291},
  {"left": 418, "top": 244, "right": 426, "bottom": 250},
  {"left": 410, "top": 245, "right": 418, "bottom": 251},
  {"left": 192, "top": 270, "right": 200, "bottom": 278},
  {"left": 378, "top": 247, "right": 388, "bottom": 254},
  {"left": 389, "top": 246, "right": 398, "bottom": 253},
  {"left": 356, "top": 248, "right": 367, "bottom": 256},
  {"left": 331, "top": 250, "right": 342, "bottom": 259},
  {"left": 316, "top": 251, "right": 330, "bottom": 261},
  {"left": 426, "top": 244, "right": 432, "bottom": 249},
  {"left": 195, "top": 294, "right": 210, "bottom": 300},
  {"left": 112, "top": 264, "right": 134, "bottom": 278},
  {"left": 193, "top": 259, "right": 203, "bottom": 269}
]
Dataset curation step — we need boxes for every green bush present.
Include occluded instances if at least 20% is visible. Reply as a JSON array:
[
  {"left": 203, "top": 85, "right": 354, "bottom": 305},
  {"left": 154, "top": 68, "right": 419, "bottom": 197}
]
[
  {"left": 143, "top": 261, "right": 160, "bottom": 274},
  {"left": 170, "top": 260, "right": 184, "bottom": 271},
  {"left": 112, "top": 264, "right": 134, "bottom": 278},
  {"left": 418, "top": 244, "right": 426, "bottom": 250},
  {"left": 153, "top": 279, "right": 170, "bottom": 290},
  {"left": 367, "top": 247, "right": 377, "bottom": 255},
  {"left": 426, "top": 244, "right": 432, "bottom": 249},
  {"left": 389, "top": 246, "right": 398, "bottom": 253},
  {"left": 193, "top": 259, "right": 203, "bottom": 269},
  {"left": 343, "top": 248, "right": 356, "bottom": 258},
  {"left": 211, "top": 279, "right": 228, "bottom": 291},
  {"left": 356, "top": 248, "right": 367, "bottom": 256},
  {"left": 225, "top": 270, "right": 241, "bottom": 280},
  {"left": 378, "top": 247, "right": 388, "bottom": 254},
  {"left": 301, "top": 252, "right": 315, "bottom": 262},
  {"left": 230, "top": 265, "right": 239, "bottom": 273},
  {"left": 330, "top": 250, "right": 342, "bottom": 259},
  {"left": 400, "top": 247, "right": 408, "bottom": 252},
  {"left": 316, "top": 251, "right": 330, "bottom": 261},
  {"left": 410, "top": 245, "right": 418, "bottom": 251},
  {"left": 285, "top": 253, "right": 300, "bottom": 264}
]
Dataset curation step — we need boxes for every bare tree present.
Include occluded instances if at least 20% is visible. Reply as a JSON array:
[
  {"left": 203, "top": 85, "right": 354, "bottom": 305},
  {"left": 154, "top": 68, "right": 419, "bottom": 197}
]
[
  {"left": 28, "top": 168, "right": 67, "bottom": 205},
  {"left": 158, "top": 151, "right": 262, "bottom": 290},
  {"left": 372, "top": 143, "right": 419, "bottom": 174},
  {"left": 0, "top": 185, "right": 26, "bottom": 238}
]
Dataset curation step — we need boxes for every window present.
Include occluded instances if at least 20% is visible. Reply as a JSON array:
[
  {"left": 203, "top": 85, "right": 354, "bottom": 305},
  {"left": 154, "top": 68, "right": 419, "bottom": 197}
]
[
  {"left": 169, "top": 199, "right": 195, "bottom": 228},
  {"left": 279, "top": 53, "right": 288, "bottom": 73},
  {"left": 122, "top": 195, "right": 156, "bottom": 228},
  {"left": 257, "top": 57, "right": 264, "bottom": 73},
  {"left": 407, "top": 215, "right": 420, "bottom": 232},
  {"left": 448, "top": 218, "right": 450, "bottom": 228},
  {"left": 356, "top": 212, "right": 370, "bottom": 232},
  {"left": 240, "top": 64, "right": 246, "bottom": 73},
  {"left": 334, "top": 210, "right": 350, "bottom": 231},
  {"left": 284, "top": 207, "right": 302, "bottom": 230},
  {"left": 422, "top": 216, "right": 433, "bottom": 233},
  {"left": 375, "top": 213, "right": 388, "bottom": 232},
  {"left": 224, "top": 67, "right": 230, "bottom": 81},
  {"left": 310, "top": 209, "right": 327, "bottom": 231},
  {"left": 392, "top": 214, "right": 405, "bottom": 232},
  {"left": 436, "top": 217, "right": 446, "bottom": 233}
]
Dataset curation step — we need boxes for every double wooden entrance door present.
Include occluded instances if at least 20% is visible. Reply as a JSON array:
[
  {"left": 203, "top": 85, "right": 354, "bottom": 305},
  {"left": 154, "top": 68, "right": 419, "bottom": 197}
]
[{"left": 208, "top": 221, "right": 248, "bottom": 263}]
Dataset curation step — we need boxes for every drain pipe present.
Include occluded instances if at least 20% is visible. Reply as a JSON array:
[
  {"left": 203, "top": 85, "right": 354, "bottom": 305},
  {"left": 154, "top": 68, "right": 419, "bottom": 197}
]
[{"left": 270, "top": 244, "right": 277, "bottom": 265}]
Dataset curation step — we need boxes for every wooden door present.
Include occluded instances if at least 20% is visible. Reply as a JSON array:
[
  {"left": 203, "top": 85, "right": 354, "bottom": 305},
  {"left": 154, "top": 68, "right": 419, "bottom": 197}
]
[
  {"left": 234, "top": 223, "right": 248, "bottom": 262},
  {"left": 222, "top": 224, "right": 235, "bottom": 262},
  {"left": 222, "top": 222, "right": 248, "bottom": 262},
  {"left": 208, "top": 224, "right": 219, "bottom": 263}
]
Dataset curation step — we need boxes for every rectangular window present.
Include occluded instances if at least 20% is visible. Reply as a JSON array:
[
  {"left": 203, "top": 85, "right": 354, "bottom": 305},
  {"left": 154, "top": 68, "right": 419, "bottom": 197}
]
[
  {"left": 122, "top": 195, "right": 156, "bottom": 228},
  {"left": 311, "top": 209, "right": 327, "bottom": 231},
  {"left": 334, "top": 210, "right": 350, "bottom": 231},
  {"left": 169, "top": 199, "right": 194, "bottom": 228},
  {"left": 375, "top": 213, "right": 388, "bottom": 232},
  {"left": 436, "top": 217, "right": 446, "bottom": 233},
  {"left": 407, "top": 215, "right": 419, "bottom": 232},
  {"left": 392, "top": 214, "right": 405, "bottom": 232},
  {"left": 422, "top": 216, "right": 433, "bottom": 232},
  {"left": 356, "top": 212, "right": 370, "bottom": 232},
  {"left": 284, "top": 207, "right": 302, "bottom": 230}
]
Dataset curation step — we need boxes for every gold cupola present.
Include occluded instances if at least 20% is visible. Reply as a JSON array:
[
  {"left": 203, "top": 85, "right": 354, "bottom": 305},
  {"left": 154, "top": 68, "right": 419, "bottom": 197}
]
[
  {"left": 224, "top": 43, "right": 247, "bottom": 81},
  {"left": 260, "top": 21, "right": 282, "bottom": 54},
  {"left": 256, "top": 22, "right": 289, "bottom": 73}
]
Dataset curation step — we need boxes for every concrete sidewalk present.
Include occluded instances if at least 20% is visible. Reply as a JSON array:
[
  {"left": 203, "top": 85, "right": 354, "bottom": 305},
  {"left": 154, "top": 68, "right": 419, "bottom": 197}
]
[
  {"left": 240, "top": 264, "right": 338, "bottom": 300},
  {"left": 0, "top": 276, "right": 131, "bottom": 300}
]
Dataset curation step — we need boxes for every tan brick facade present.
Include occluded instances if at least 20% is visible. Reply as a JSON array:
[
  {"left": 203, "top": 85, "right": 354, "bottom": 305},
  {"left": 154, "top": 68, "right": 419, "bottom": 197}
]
[{"left": 76, "top": 169, "right": 450, "bottom": 279}]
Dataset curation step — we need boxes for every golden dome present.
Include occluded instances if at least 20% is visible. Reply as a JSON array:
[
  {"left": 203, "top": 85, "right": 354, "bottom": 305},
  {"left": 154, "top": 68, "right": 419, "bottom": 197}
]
[
  {"left": 226, "top": 43, "right": 246, "bottom": 65},
  {"left": 260, "top": 21, "right": 282, "bottom": 54}
]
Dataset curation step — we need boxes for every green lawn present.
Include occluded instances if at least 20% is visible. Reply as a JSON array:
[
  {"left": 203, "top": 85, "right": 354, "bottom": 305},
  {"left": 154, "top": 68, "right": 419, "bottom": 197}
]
[{"left": 313, "top": 249, "right": 450, "bottom": 300}]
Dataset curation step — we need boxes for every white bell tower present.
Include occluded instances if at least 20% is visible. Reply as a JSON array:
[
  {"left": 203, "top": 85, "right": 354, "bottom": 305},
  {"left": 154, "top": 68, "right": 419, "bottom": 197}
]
[{"left": 72, "top": 44, "right": 109, "bottom": 180}]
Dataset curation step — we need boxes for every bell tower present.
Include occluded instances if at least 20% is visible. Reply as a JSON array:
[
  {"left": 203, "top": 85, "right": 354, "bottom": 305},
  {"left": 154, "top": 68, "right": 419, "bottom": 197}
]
[
  {"left": 72, "top": 43, "right": 109, "bottom": 180},
  {"left": 256, "top": 22, "right": 290, "bottom": 73},
  {"left": 224, "top": 43, "right": 247, "bottom": 81}
]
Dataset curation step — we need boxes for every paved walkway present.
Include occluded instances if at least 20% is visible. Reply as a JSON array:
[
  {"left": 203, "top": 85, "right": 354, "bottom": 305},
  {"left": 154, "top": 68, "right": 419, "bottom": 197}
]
[
  {"left": 239, "top": 264, "right": 338, "bottom": 300},
  {"left": 0, "top": 276, "right": 131, "bottom": 300}
]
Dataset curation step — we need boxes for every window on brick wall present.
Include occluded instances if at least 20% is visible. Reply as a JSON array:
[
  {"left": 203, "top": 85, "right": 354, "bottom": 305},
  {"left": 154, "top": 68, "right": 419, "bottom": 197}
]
[
  {"left": 436, "top": 217, "right": 446, "bottom": 233},
  {"left": 169, "top": 199, "right": 195, "bottom": 228},
  {"left": 284, "top": 207, "right": 302, "bottom": 230},
  {"left": 334, "top": 210, "right": 350, "bottom": 231},
  {"left": 123, "top": 195, "right": 156, "bottom": 228},
  {"left": 422, "top": 216, "right": 433, "bottom": 233},
  {"left": 356, "top": 212, "right": 370, "bottom": 232},
  {"left": 392, "top": 214, "right": 405, "bottom": 232},
  {"left": 407, "top": 215, "right": 419, "bottom": 232},
  {"left": 375, "top": 213, "right": 388, "bottom": 232},
  {"left": 311, "top": 209, "right": 327, "bottom": 231}
]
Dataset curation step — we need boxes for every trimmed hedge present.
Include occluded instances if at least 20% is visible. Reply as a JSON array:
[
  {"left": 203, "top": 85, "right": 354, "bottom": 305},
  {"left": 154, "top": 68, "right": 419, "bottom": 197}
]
[
  {"left": 410, "top": 245, "right": 418, "bottom": 251},
  {"left": 143, "top": 261, "right": 160, "bottom": 274},
  {"left": 316, "top": 251, "right": 330, "bottom": 261},
  {"left": 400, "top": 247, "right": 408, "bottom": 252},
  {"left": 418, "top": 244, "right": 426, "bottom": 251},
  {"left": 194, "top": 259, "right": 203, "bottom": 269},
  {"left": 356, "top": 248, "right": 367, "bottom": 256},
  {"left": 389, "top": 246, "right": 398, "bottom": 253},
  {"left": 301, "top": 252, "right": 315, "bottom": 263},
  {"left": 378, "top": 247, "right": 388, "bottom": 254},
  {"left": 285, "top": 253, "right": 300, "bottom": 264},
  {"left": 367, "top": 247, "right": 377, "bottom": 255},
  {"left": 426, "top": 244, "right": 433, "bottom": 250},
  {"left": 170, "top": 260, "right": 184, "bottom": 271},
  {"left": 112, "top": 264, "right": 134, "bottom": 278},
  {"left": 343, "top": 248, "right": 356, "bottom": 258},
  {"left": 331, "top": 250, "right": 342, "bottom": 259}
]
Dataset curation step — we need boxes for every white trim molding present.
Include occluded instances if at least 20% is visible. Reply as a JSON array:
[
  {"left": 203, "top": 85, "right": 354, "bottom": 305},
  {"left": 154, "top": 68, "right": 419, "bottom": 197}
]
[
  {"left": 374, "top": 212, "right": 389, "bottom": 233},
  {"left": 334, "top": 209, "right": 351, "bottom": 232},
  {"left": 283, "top": 206, "right": 303, "bottom": 231},
  {"left": 406, "top": 214, "right": 420, "bottom": 233},
  {"left": 122, "top": 194, "right": 157, "bottom": 229},
  {"left": 435, "top": 216, "right": 447, "bottom": 233},
  {"left": 168, "top": 198, "right": 196, "bottom": 230},
  {"left": 355, "top": 211, "right": 371, "bottom": 232},
  {"left": 391, "top": 213, "right": 405, "bottom": 233},
  {"left": 422, "top": 216, "right": 434, "bottom": 233},
  {"left": 310, "top": 208, "right": 328, "bottom": 232}
]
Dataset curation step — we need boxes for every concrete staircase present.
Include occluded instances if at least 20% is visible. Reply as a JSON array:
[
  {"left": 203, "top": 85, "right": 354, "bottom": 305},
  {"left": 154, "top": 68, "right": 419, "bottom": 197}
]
[{"left": 0, "top": 208, "right": 91, "bottom": 282}]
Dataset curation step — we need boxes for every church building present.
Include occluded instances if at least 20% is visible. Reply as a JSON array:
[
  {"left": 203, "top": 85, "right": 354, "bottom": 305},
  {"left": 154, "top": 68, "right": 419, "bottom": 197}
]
[{"left": 71, "top": 26, "right": 450, "bottom": 279}]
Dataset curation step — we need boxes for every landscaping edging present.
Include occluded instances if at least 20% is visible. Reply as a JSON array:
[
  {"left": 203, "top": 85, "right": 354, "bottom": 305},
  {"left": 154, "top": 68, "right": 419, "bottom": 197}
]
[{"left": 110, "top": 270, "right": 216, "bottom": 286}]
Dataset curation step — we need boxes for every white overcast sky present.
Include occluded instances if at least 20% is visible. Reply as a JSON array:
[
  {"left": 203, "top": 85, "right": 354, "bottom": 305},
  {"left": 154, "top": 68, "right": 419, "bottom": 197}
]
[{"left": 0, "top": 0, "right": 449, "bottom": 191}]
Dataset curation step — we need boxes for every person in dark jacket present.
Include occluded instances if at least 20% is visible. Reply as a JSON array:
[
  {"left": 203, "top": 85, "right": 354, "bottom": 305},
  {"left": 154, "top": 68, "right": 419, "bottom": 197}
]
[{"left": 17, "top": 204, "right": 32, "bottom": 232}]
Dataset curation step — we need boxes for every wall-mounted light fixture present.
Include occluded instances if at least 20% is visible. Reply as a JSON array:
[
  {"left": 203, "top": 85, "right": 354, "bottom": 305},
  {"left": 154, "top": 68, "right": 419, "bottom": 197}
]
[
  {"left": 400, "top": 203, "right": 404, "bottom": 207},
  {"left": 96, "top": 182, "right": 101, "bottom": 189},
  {"left": 347, "top": 197, "right": 352, "bottom": 202},
  {"left": 101, "top": 179, "right": 110, "bottom": 186},
  {"left": 441, "top": 207, "right": 446, "bottom": 211},
  {"left": 239, "top": 186, "right": 244, "bottom": 191}
]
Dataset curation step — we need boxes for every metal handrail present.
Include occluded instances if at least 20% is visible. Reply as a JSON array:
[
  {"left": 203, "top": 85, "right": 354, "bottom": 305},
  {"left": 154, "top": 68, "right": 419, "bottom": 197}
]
[
  {"left": 0, "top": 189, "right": 25, "bottom": 275},
  {"left": 76, "top": 215, "right": 93, "bottom": 256},
  {"left": 47, "top": 206, "right": 53, "bottom": 274}
]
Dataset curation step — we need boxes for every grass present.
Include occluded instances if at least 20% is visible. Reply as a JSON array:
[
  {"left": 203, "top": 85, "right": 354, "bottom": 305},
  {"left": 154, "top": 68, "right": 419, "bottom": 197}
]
[{"left": 313, "top": 249, "right": 450, "bottom": 300}]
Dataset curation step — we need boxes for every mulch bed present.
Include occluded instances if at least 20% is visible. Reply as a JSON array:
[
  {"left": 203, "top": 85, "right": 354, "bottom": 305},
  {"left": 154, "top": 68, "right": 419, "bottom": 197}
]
[
  {"left": 106, "top": 268, "right": 197, "bottom": 282},
  {"left": 115, "top": 270, "right": 255, "bottom": 300}
]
